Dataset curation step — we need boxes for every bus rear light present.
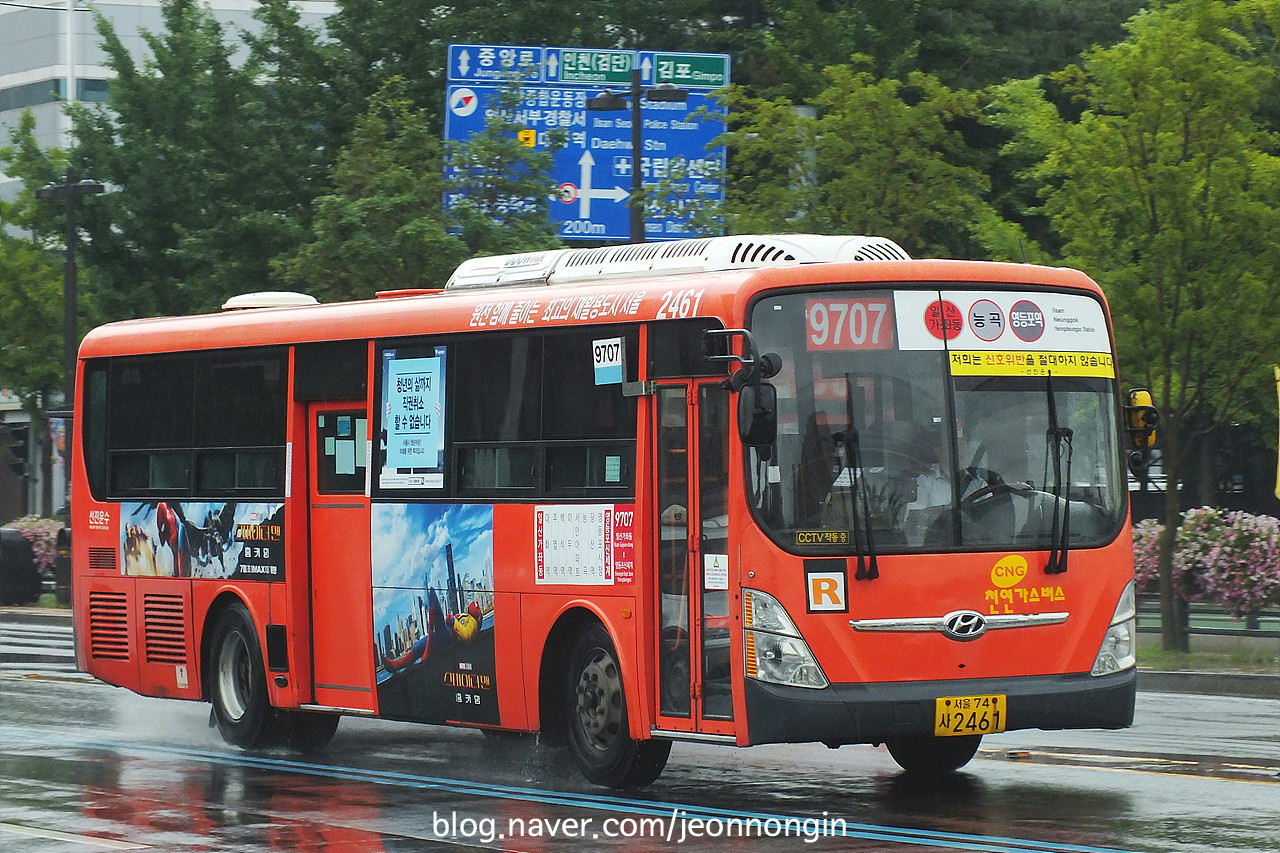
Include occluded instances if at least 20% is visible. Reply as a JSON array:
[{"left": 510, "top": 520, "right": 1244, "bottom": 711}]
[
  {"left": 742, "top": 589, "right": 829, "bottom": 689},
  {"left": 1092, "top": 581, "right": 1137, "bottom": 676}
]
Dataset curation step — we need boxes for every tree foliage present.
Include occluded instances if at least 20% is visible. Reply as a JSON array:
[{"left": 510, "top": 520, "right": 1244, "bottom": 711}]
[
  {"left": 71, "top": 0, "right": 324, "bottom": 318},
  {"left": 0, "top": 113, "right": 74, "bottom": 411},
  {"left": 280, "top": 79, "right": 464, "bottom": 301},
  {"left": 997, "top": 0, "right": 1280, "bottom": 648},
  {"left": 719, "top": 66, "right": 1032, "bottom": 259}
]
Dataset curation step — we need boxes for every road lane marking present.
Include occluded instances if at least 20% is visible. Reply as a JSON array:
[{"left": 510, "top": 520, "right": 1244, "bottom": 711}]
[
  {"left": 0, "top": 821, "right": 148, "bottom": 849},
  {"left": 0, "top": 726, "right": 1143, "bottom": 853}
]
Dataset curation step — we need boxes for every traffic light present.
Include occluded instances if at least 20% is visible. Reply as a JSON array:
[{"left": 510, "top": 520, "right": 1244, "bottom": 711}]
[{"left": 4, "top": 425, "right": 28, "bottom": 478}]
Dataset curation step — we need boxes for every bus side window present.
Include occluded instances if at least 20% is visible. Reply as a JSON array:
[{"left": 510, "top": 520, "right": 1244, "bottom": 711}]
[{"left": 315, "top": 411, "right": 368, "bottom": 494}]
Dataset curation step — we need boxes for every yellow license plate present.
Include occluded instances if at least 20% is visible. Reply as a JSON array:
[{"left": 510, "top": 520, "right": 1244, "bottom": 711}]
[{"left": 934, "top": 694, "right": 1007, "bottom": 736}]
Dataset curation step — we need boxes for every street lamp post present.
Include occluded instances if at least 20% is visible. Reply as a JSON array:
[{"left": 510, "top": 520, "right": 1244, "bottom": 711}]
[
  {"left": 35, "top": 175, "right": 104, "bottom": 408},
  {"left": 586, "top": 69, "right": 687, "bottom": 243}
]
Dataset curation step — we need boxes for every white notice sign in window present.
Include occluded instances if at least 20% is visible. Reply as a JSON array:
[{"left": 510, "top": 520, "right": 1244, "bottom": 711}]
[{"left": 535, "top": 505, "right": 635, "bottom": 585}]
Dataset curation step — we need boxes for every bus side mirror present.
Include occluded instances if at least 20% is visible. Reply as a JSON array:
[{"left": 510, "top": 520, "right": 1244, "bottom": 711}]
[
  {"left": 738, "top": 382, "right": 777, "bottom": 447},
  {"left": 1123, "top": 387, "right": 1158, "bottom": 470}
]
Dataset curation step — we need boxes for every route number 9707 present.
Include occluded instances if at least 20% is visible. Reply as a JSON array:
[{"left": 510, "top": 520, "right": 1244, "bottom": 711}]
[{"left": 805, "top": 297, "right": 895, "bottom": 351}]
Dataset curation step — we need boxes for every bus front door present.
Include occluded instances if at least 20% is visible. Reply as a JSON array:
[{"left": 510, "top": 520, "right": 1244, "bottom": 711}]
[
  {"left": 306, "top": 404, "right": 375, "bottom": 711},
  {"left": 654, "top": 382, "right": 734, "bottom": 735}
]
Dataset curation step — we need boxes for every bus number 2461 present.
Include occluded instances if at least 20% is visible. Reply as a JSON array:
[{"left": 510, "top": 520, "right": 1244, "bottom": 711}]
[{"left": 657, "top": 289, "right": 705, "bottom": 319}]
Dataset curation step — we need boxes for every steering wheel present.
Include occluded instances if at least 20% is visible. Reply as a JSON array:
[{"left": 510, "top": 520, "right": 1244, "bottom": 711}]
[
  {"left": 958, "top": 467, "right": 1003, "bottom": 505},
  {"left": 962, "top": 470, "right": 1052, "bottom": 507}
]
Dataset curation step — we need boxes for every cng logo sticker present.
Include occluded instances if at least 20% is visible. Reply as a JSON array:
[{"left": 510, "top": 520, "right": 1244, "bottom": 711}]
[
  {"left": 991, "top": 555, "right": 1028, "bottom": 588},
  {"left": 806, "top": 562, "right": 848, "bottom": 612}
]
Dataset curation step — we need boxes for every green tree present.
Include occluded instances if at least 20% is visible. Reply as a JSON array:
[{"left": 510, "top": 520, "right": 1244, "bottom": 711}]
[
  {"left": 0, "top": 113, "right": 79, "bottom": 512},
  {"left": 280, "top": 79, "right": 466, "bottom": 301},
  {"left": 1005, "top": 0, "right": 1280, "bottom": 650},
  {"left": 0, "top": 112, "right": 76, "bottom": 405},
  {"left": 72, "top": 0, "right": 320, "bottom": 318},
  {"left": 915, "top": 0, "right": 1145, "bottom": 90},
  {"left": 719, "top": 66, "right": 1030, "bottom": 259}
]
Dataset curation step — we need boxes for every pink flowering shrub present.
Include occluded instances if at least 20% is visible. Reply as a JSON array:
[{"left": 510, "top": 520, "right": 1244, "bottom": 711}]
[
  {"left": 1168, "top": 506, "right": 1228, "bottom": 602},
  {"left": 1199, "top": 512, "right": 1280, "bottom": 619},
  {"left": 6, "top": 515, "right": 63, "bottom": 573},
  {"left": 1131, "top": 507, "right": 1280, "bottom": 618},
  {"left": 1130, "top": 517, "right": 1164, "bottom": 593}
]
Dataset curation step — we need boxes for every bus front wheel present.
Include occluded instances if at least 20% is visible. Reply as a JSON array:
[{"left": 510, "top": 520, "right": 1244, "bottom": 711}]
[
  {"left": 209, "top": 602, "right": 277, "bottom": 749},
  {"left": 565, "top": 624, "right": 671, "bottom": 788},
  {"left": 885, "top": 734, "right": 982, "bottom": 774}
]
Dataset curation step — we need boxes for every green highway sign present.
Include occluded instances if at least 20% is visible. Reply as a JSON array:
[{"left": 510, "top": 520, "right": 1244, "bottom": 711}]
[
  {"left": 648, "top": 52, "right": 730, "bottom": 89},
  {"left": 548, "top": 48, "right": 635, "bottom": 85}
]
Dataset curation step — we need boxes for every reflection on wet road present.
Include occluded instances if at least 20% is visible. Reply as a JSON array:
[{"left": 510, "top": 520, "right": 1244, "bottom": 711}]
[{"left": 1, "top": 674, "right": 1276, "bottom": 852}]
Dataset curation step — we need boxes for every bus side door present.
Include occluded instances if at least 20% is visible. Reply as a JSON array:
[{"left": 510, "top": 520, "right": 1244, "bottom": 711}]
[
  {"left": 653, "top": 381, "right": 734, "bottom": 735},
  {"left": 307, "top": 404, "right": 376, "bottom": 711}
]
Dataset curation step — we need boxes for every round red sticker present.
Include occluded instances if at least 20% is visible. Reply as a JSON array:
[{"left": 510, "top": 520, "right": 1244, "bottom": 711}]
[{"left": 925, "top": 300, "right": 963, "bottom": 340}]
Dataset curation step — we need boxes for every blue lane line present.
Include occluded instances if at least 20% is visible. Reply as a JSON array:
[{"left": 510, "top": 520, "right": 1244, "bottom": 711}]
[{"left": 0, "top": 727, "right": 1139, "bottom": 853}]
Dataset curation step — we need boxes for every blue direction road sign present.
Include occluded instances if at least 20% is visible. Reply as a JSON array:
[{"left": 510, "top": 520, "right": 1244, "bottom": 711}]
[
  {"left": 448, "top": 44, "right": 544, "bottom": 83},
  {"left": 445, "top": 44, "right": 729, "bottom": 243}
]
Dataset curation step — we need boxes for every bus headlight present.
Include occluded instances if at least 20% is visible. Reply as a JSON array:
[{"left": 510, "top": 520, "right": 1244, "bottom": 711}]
[
  {"left": 744, "top": 589, "right": 829, "bottom": 689},
  {"left": 1091, "top": 581, "right": 1137, "bottom": 676}
]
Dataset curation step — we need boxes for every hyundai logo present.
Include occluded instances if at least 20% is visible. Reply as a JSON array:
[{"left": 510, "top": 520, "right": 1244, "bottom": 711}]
[{"left": 941, "top": 610, "right": 988, "bottom": 641}]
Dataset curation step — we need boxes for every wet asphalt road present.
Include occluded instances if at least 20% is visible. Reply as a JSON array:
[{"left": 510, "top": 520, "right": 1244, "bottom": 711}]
[{"left": 1, "top": 669, "right": 1276, "bottom": 853}]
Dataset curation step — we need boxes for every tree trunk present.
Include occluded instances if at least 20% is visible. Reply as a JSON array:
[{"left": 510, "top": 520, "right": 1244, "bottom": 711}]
[{"left": 1157, "top": 424, "right": 1189, "bottom": 652}]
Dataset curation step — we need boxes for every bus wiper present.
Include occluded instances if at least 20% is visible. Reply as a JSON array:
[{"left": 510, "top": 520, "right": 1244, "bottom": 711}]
[
  {"left": 1045, "top": 374, "right": 1073, "bottom": 575},
  {"left": 838, "top": 375, "right": 878, "bottom": 581}
]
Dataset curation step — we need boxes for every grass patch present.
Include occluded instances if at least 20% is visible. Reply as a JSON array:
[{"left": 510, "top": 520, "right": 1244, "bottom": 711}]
[{"left": 1138, "top": 644, "right": 1280, "bottom": 674}]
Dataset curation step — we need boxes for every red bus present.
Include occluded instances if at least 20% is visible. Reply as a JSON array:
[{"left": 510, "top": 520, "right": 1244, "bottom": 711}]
[{"left": 71, "top": 234, "right": 1152, "bottom": 787}]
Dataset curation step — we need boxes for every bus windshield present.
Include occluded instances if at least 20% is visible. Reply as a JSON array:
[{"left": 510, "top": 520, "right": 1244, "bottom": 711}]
[{"left": 747, "top": 287, "right": 1126, "bottom": 553}]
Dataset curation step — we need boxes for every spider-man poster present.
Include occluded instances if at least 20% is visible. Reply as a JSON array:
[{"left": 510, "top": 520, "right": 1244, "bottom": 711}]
[
  {"left": 120, "top": 502, "right": 284, "bottom": 580},
  {"left": 371, "top": 503, "right": 498, "bottom": 725}
]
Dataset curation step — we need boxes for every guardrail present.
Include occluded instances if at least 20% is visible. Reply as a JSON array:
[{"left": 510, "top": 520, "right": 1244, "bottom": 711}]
[{"left": 1136, "top": 593, "right": 1280, "bottom": 640}]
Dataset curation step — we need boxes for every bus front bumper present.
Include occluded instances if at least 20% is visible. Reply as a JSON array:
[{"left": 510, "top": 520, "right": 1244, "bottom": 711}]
[{"left": 742, "top": 668, "right": 1137, "bottom": 746}]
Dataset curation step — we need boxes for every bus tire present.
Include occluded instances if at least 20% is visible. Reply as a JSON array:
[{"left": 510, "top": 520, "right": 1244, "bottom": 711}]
[
  {"left": 209, "top": 602, "right": 277, "bottom": 749},
  {"left": 885, "top": 734, "right": 982, "bottom": 774},
  {"left": 565, "top": 623, "right": 671, "bottom": 788}
]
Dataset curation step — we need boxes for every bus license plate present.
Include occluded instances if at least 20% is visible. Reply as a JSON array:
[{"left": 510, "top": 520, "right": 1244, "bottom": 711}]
[{"left": 934, "top": 694, "right": 1006, "bottom": 737}]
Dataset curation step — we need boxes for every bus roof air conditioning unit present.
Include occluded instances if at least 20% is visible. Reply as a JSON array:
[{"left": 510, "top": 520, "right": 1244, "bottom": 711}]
[
  {"left": 444, "top": 234, "right": 910, "bottom": 291},
  {"left": 221, "top": 291, "right": 319, "bottom": 310}
]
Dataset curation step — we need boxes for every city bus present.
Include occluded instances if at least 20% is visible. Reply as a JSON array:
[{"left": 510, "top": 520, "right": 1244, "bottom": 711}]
[{"left": 70, "top": 234, "right": 1154, "bottom": 788}]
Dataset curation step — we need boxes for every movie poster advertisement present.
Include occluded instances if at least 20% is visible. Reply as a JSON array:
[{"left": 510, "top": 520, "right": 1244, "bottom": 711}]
[
  {"left": 120, "top": 502, "right": 284, "bottom": 580},
  {"left": 371, "top": 503, "right": 499, "bottom": 725}
]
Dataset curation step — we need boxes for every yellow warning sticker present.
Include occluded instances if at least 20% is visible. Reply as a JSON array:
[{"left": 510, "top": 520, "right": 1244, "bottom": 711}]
[{"left": 949, "top": 350, "right": 1114, "bottom": 378}]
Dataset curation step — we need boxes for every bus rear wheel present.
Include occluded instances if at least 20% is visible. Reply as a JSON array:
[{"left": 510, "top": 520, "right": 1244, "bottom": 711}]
[
  {"left": 565, "top": 624, "right": 671, "bottom": 788},
  {"left": 209, "top": 601, "right": 277, "bottom": 748},
  {"left": 885, "top": 734, "right": 982, "bottom": 774}
]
